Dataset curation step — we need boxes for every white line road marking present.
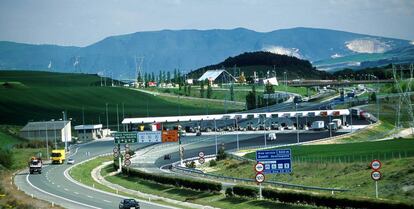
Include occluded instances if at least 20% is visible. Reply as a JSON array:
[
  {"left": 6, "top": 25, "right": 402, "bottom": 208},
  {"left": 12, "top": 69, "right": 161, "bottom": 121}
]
[
  {"left": 87, "top": 195, "right": 93, "bottom": 198},
  {"left": 74, "top": 192, "right": 79, "bottom": 195},
  {"left": 57, "top": 185, "right": 60, "bottom": 188},
  {"left": 103, "top": 200, "right": 111, "bottom": 203},
  {"left": 64, "top": 188, "right": 69, "bottom": 191},
  {"left": 25, "top": 175, "right": 101, "bottom": 209}
]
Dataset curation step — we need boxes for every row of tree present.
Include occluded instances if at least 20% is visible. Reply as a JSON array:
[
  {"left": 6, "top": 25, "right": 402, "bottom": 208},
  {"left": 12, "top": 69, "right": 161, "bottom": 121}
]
[{"left": 137, "top": 69, "right": 186, "bottom": 84}]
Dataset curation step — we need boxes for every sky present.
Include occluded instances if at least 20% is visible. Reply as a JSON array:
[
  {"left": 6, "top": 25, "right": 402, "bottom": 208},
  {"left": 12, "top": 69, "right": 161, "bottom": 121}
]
[{"left": 0, "top": 0, "right": 413, "bottom": 46}]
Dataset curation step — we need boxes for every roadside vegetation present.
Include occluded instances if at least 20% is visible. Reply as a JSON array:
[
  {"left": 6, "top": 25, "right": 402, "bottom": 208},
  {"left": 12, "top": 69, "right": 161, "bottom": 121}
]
[
  {"left": 0, "top": 126, "right": 63, "bottom": 209},
  {"left": 205, "top": 139, "right": 414, "bottom": 204}
]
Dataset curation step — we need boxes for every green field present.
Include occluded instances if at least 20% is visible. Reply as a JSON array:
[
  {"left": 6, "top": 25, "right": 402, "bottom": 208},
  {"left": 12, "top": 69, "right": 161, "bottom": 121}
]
[
  {"left": 0, "top": 71, "right": 240, "bottom": 127},
  {"left": 207, "top": 139, "right": 414, "bottom": 203}
]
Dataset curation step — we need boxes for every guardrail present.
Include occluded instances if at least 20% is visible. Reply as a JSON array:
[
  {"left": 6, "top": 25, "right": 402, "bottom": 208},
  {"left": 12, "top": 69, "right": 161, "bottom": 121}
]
[{"left": 170, "top": 155, "right": 349, "bottom": 193}]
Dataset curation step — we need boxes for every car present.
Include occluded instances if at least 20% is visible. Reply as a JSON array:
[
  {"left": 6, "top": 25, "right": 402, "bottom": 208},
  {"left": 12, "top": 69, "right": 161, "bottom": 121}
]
[
  {"left": 119, "top": 199, "right": 140, "bottom": 209},
  {"left": 164, "top": 154, "right": 171, "bottom": 160},
  {"left": 67, "top": 158, "right": 75, "bottom": 164}
]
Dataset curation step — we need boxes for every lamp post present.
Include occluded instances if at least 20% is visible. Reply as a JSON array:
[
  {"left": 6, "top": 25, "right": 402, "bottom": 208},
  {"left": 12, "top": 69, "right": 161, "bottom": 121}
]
[
  {"left": 296, "top": 103, "right": 299, "bottom": 144},
  {"left": 214, "top": 119, "right": 218, "bottom": 155}
]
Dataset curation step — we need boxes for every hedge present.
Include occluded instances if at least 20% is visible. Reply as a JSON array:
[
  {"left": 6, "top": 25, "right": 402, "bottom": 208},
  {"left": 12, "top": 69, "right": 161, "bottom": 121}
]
[
  {"left": 121, "top": 166, "right": 221, "bottom": 192},
  {"left": 232, "top": 185, "right": 258, "bottom": 198},
  {"left": 261, "top": 187, "right": 414, "bottom": 209},
  {"left": 229, "top": 185, "right": 414, "bottom": 209}
]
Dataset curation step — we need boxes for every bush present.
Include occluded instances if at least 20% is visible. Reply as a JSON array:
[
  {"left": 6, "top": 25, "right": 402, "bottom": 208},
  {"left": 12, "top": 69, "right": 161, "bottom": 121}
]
[
  {"left": 232, "top": 185, "right": 258, "bottom": 198},
  {"left": 0, "top": 148, "right": 13, "bottom": 169},
  {"left": 185, "top": 161, "right": 196, "bottom": 168},
  {"left": 209, "top": 159, "right": 217, "bottom": 167},
  {"left": 261, "top": 187, "right": 414, "bottom": 209},
  {"left": 225, "top": 187, "right": 233, "bottom": 197},
  {"left": 122, "top": 167, "right": 222, "bottom": 192}
]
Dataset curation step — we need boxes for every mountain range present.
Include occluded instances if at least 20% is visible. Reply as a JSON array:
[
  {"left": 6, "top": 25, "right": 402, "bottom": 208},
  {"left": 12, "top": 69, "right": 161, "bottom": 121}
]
[{"left": 0, "top": 27, "right": 412, "bottom": 79}]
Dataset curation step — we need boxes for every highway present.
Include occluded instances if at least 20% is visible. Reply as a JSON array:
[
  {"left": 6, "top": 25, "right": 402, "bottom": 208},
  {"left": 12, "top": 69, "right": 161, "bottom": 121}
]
[{"left": 14, "top": 140, "right": 174, "bottom": 209}]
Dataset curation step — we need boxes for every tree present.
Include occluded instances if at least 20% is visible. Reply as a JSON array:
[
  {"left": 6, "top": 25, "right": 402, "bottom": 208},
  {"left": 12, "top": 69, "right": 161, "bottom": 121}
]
[
  {"left": 207, "top": 81, "right": 212, "bottom": 99},
  {"left": 200, "top": 81, "right": 205, "bottom": 98},
  {"left": 370, "top": 92, "right": 377, "bottom": 102},
  {"left": 167, "top": 71, "right": 171, "bottom": 83},
  {"left": 246, "top": 85, "right": 257, "bottom": 110},
  {"left": 216, "top": 143, "right": 227, "bottom": 161},
  {"left": 265, "top": 81, "right": 274, "bottom": 94},
  {"left": 230, "top": 84, "right": 234, "bottom": 101}
]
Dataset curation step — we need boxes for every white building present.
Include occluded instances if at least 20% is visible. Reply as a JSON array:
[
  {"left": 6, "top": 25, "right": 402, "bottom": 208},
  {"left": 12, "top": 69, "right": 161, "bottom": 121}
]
[
  {"left": 197, "top": 70, "right": 236, "bottom": 84},
  {"left": 74, "top": 124, "right": 103, "bottom": 141},
  {"left": 261, "top": 77, "right": 279, "bottom": 86},
  {"left": 19, "top": 121, "right": 71, "bottom": 142}
]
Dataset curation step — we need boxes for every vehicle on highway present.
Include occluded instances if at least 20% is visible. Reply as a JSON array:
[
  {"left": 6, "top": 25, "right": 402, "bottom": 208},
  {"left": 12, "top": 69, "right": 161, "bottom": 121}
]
[
  {"left": 196, "top": 131, "right": 202, "bottom": 136},
  {"left": 164, "top": 154, "right": 171, "bottom": 160},
  {"left": 51, "top": 149, "right": 66, "bottom": 164},
  {"left": 332, "top": 119, "right": 342, "bottom": 128},
  {"left": 119, "top": 199, "right": 140, "bottom": 209},
  {"left": 328, "top": 122, "right": 338, "bottom": 130},
  {"left": 268, "top": 133, "right": 277, "bottom": 141},
  {"left": 67, "top": 158, "right": 75, "bottom": 164},
  {"left": 28, "top": 157, "right": 42, "bottom": 174},
  {"left": 311, "top": 121, "right": 325, "bottom": 130},
  {"left": 294, "top": 96, "right": 302, "bottom": 103}
]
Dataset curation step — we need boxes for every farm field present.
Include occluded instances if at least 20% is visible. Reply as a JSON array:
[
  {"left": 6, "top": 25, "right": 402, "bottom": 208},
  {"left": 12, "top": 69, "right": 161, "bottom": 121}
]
[{"left": 0, "top": 71, "right": 241, "bottom": 127}]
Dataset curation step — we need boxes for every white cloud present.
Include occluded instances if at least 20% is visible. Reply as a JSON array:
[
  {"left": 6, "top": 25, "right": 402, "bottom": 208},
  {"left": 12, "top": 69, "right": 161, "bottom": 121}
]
[
  {"left": 262, "top": 45, "right": 302, "bottom": 58},
  {"left": 345, "top": 38, "right": 391, "bottom": 53},
  {"left": 411, "top": 41, "right": 414, "bottom": 45}
]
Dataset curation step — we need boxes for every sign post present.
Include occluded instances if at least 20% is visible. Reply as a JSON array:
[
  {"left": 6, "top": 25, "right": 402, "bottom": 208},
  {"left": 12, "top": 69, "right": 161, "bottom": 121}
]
[
  {"left": 198, "top": 151, "right": 205, "bottom": 165},
  {"left": 255, "top": 149, "right": 292, "bottom": 200},
  {"left": 370, "top": 159, "right": 382, "bottom": 199}
]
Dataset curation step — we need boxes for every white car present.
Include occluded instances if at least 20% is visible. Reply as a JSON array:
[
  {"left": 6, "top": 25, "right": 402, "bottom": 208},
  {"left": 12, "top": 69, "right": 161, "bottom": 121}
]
[
  {"left": 268, "top": 133, "right": 277, "bottom": 141},
  {"left": 67, "top": 158, "right": 75, "bottom": 164}
]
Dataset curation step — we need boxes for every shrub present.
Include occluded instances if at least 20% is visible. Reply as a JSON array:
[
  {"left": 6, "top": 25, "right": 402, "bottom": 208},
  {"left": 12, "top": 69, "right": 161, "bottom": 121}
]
[
  {"left": 122, "top": 166, "right": 222, "bottom": 192},
  {"left": 0, "top": 148, "right": 13, "bottom": 169},
  {"left": 225, "top": 187, "right": 233, "bottom": 197},
  {"left": 209, "top": 159, "right": 217, "bottom": 167},
  {"left": 185, "top": 161, "right": 196, "bottom": 168},
  {"left": 232, "top": 185, "right": 258, "bottom": 198}
]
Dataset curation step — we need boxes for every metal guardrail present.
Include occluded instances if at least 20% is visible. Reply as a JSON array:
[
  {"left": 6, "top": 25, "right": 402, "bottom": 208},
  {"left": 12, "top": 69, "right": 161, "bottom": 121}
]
[{"left": 170, "top": 156, "right": 349, "bottom": 192}]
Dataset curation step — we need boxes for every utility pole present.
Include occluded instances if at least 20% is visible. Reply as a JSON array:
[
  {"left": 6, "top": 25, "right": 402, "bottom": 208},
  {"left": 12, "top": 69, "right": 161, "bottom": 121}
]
[
  {"left": 116, "top": 104, "right": 120, "bottom": 132},
  {"left": 62, "top": 111, "right": 68, "bottom": 152},
  {"left": 45, "top": 123, "right": 49, "bottom": 160},
  {"left": 106, "top": 103, "right": 109, "bottom": 131},
  {"left": 82, "top": 106, "right": 86, "bottom": 139},
  {"left": 214, "top": 119, "right": 218, "bottom": 155},
  {"left": 296, "top": 103, "right": 299, "bottom": 143}
]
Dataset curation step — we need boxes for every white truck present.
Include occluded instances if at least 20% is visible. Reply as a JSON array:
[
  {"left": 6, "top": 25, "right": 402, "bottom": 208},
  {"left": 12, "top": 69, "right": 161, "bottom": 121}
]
[
  {"left": 29, "top": 157, "right": 43, "bottom": 174},
  {"left": 311, "top": 121, "right": 325, "bottom": 130},
  {"left": 268, "top": 133, "right": 277, "bottom": 141},
  {"left": 332, "top": 119, "right": 342, "bottom": 129}
]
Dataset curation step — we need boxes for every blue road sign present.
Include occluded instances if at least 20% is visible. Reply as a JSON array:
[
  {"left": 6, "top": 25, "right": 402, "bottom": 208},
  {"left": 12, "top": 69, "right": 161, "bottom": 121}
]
[{"left": 256, "top": 149, "right": 292, "bottom": 174}]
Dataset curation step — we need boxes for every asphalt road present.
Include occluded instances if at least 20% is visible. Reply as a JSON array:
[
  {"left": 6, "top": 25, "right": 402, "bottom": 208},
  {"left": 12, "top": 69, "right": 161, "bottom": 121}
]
[{"left": 15, "top": 140, "right": 173, "bottom": 209}]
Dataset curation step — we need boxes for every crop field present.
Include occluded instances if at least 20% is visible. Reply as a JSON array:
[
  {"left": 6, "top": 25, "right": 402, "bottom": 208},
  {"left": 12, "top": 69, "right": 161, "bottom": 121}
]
[
  {"left": 245, "top": 139, "right": 414, "bottom": 163},
  {"left": 0, "top": 71, "right": 238, "bottom": 126}
]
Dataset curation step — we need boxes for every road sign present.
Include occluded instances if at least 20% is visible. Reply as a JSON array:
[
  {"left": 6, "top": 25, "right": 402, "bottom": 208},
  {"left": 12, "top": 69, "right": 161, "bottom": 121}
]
[
  {"left": 256, "top": 149, "right": 292, "bottom": 174},
  {"left": 370, "top": 159, "right": 382, "bottom": 171},
  {"left": 124, "top": 159, "right": 131, "bottom": 166},
  {"left": 198, "top": 151, "right": 205, "bottom": 158},
  {"left": 255, "top": 173, "right": 265, "bottom": 183},
  {"left": 124, "top": 153, "right": 131, "bottom": 159},
  {"left": 113, "top": 132, "right": 138, "bottom": 144},
  {"left": 255, "top": 162, "right": 264, "bottom": 173},
  {"left": 113, "top": 147, "right": 118, "bottom": 153},
  {"left": 113, "top": 152, "right": 119, "bottom": 158},
  {"left": 138, "top": 131, "right": 162, "bottom": 143},
  {"left": 198, "top": 157, "right": 205, "bottom": 164},
  {"left": 371, "top": 170, "right": 381, "bottom": 181}
]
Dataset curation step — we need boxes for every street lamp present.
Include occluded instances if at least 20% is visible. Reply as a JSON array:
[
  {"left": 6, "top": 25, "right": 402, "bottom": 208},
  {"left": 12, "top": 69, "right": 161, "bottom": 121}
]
[
  {"left": 296, "top": 103, "right": 299, "bottom": 144},
  {"left": 214, "top": 119, "right": 218, "bottom": 155}
]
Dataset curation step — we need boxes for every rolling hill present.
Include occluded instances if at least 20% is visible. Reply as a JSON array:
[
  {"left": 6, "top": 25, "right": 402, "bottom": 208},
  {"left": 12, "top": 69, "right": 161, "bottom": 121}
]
[
  {"left": 0, "top": 27, "right": 411, "bottom": 79},
  {"left": 0, "top": 71, "right": 234, "bottom": 126}
]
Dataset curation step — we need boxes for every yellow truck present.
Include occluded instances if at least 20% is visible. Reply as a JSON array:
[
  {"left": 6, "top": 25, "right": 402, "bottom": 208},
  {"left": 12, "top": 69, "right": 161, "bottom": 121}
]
[{"left": 51, "top": 149, "right": 66, "bottom": 164}]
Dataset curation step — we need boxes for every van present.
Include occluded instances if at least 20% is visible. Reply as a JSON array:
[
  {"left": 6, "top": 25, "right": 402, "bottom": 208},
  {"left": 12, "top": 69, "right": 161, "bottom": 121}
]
[{"left": 311, "top": 121, "right": 325, "bottom": 130}]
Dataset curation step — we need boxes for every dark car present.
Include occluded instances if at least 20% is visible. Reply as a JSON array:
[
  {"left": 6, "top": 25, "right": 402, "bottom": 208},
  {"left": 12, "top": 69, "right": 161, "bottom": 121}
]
[
  {"left": 119, "top": 199, "right": 140, "bottom": 209},
  {"left": 164, "top": 154, "right": 171, "bottom": 160}
]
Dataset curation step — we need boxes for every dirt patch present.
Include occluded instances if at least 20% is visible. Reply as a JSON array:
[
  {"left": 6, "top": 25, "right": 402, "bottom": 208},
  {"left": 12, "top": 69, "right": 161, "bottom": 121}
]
[{"left": 0, "top": 171, "right": 64, "bottom": 209}]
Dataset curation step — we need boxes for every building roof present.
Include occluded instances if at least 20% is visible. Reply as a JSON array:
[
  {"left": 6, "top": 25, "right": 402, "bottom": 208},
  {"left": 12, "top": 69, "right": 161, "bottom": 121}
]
[
  {"left": 74, "top": 124, "right": 103, "bottom": 130},
  {"left": 122, "top": 109, "right": 350, "bottom": 124},
  {"left": 20, "top": 121, "right": 71, "bottom": 131},
  {"left": 197, "top": 70, "right": 236, "bottom": 82}
]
